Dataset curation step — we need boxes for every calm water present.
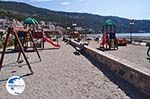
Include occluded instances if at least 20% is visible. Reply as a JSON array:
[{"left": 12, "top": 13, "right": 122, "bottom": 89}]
[
  {"left": 116, "top": 33, "right": 150, "bottom": 37},
  {"left": 87, "top": 33, "right": 150, "bottom": 38}
]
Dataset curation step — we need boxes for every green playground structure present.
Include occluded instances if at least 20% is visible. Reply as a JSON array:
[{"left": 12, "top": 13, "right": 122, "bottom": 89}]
[{"left": 100, "top": 19, "right": 118, "bottom": 50}]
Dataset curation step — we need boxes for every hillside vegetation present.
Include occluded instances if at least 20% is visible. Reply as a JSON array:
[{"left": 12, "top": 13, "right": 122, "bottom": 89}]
[{"left": 0, "top": 1, "right": 150, "bottom": 33}]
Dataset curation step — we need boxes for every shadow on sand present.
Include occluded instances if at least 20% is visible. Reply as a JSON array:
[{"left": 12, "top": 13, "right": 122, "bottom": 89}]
[
  {"left": 73, "top": 51, "right": 80, "bottom": 56},
  {"left": 0, "top": 47, "right": 60, "bottom": 55},
  {"left": 38, "top": 48, "right": 60, "bottom": 51},
  {"left": 0, "top": 60, "right": 40, "bottom": 83},
  {"left": 0, "top": 72, "right": 33, "bottom": 83},
  {"left": 82, "top": 53, "right": 150, "bottom": 99},
  {"left": 1, "top": 60, "right": 40, "bottom": 68},
  {"left": 0, "top": 49, "right": 18, "bottom": 54},
  {"left": 0, "top": 48, "right": 37, "bottom": 54}
]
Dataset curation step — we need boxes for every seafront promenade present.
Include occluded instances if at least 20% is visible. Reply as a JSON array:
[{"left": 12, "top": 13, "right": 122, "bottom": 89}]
[
  {"left": 89, "top": 41, "right": 150, "bottom": 73},
  {"left": 0, "top": 42, "right": 149, "bottom": 99}
]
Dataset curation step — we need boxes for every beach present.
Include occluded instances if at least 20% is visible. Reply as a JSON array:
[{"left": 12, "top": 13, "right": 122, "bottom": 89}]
[{"left": 0, "top": 42, "right": 149, "bottom": 99}]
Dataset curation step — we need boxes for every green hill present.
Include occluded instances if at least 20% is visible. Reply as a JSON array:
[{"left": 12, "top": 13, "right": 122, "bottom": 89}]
[{"left": 0, "top": 1, "right": 150, "bottom": 33}]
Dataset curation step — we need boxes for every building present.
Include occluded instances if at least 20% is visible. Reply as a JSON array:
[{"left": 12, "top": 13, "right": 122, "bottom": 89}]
[{"left": 0, "top": 19, "right": 9, "bottom": 29}]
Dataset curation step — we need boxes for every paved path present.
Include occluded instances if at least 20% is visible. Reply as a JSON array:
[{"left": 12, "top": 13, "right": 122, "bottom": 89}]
[
  {"left": 0, "top": 42, "right": 149, "bottom": 99},
  {"left": 89, "top": 41, "right": 150, "bottom": 74}
]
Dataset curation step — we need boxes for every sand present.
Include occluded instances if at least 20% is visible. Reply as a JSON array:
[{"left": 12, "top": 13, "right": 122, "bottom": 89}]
[{"left": 0, "top": 42, "right": 149, "bottom": 99}]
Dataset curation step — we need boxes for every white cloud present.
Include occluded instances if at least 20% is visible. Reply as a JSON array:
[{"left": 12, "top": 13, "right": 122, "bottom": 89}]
[{"left": 60, "top": 2, "right": 70, "bottom": 5}]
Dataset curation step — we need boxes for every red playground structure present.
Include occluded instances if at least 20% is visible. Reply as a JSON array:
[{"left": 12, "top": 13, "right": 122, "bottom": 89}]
[
  {"left": 32, "top": 29, "right": 44, "bottom": 49},
  {"left": 33, "top": 30, "right": 60, "bottom": 49},
  {"left": 100, "top": 19, "right": 118, "bottom": 50},
  {"left": 43, "top": 37, "right": 60, "bottom": 48},
  {"left": 14, "top": 29, "right": 60, "bottom": 51}
]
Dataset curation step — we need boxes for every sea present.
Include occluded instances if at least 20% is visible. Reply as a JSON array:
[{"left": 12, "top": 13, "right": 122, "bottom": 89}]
[
  {"left": 116, "top": 33, "right": 150, "bottom": 37},
  {"left": 87, "top": 33, "right": 150, "bottom": 40}
]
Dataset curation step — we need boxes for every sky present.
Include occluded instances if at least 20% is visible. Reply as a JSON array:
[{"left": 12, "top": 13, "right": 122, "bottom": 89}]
[{"left": 1, "top": 0, "right": 150, "bottom": 20}]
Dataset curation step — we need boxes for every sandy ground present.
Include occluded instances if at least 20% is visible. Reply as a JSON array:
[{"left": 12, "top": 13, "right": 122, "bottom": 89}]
[
  {"left": 0, "top": 42, "right": 149, "bottom": 99},
  {"left": 88, "top": 40, "right": 150, "bottom": 73}
]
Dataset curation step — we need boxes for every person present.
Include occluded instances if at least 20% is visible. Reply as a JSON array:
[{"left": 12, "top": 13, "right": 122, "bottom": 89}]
[
  {"left": 147, "top": 43, "right": 150, "bottom": 57},
  {"left": 100, "top": 32, "right": 108, "bottom": 48},
  {"left": 108, "top": 31, "right": 118, "bottom": 49}
]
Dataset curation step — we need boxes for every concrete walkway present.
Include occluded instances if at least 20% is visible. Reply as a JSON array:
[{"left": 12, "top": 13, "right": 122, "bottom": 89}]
[
  {"left": 0, "top": 42, "right": 149, "bottom": 99},
  {"left": 89, "top": 41, "right": 150, "bottom": 75}
]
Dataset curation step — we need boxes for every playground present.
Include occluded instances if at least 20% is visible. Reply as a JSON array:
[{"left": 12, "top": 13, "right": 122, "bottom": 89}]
[
  {"left": 0, "top": 42, "right": 149, "bottom": 99},
  {"left": 0, "top": 18, "right": 61, "bottom": 74},
  {"left": 76, "top": 19, "right": 150, "bottom": 73},
  {"left": 87, "top": 20, "right": 150, "bottom": 73},
  {"left": 0, "top": 18, "right": 150, "bottom": 98}
]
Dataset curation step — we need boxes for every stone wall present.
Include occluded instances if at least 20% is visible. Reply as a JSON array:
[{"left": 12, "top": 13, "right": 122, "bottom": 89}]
[{"left": 70, "top": 40, "right": 150, "bottom": 96}]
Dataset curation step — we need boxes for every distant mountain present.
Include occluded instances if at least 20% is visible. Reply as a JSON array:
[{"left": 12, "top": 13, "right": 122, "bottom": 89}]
[{"left": 0, "top": 1, "right": 150, "bottom": 33}]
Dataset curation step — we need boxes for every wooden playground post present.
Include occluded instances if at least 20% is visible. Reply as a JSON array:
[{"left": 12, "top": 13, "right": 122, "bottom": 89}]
[
  {"left": 28, "top": 30, "right": 42, "bottom": 61},
  {"left": 17, "top": 30, "right": 42, "bottom": 62},
  {"left": 0, "top": 29, "right": 10, "bottom": 71},
  {"left": 0, "top": 27, "right": 33, "bottom": 73}
]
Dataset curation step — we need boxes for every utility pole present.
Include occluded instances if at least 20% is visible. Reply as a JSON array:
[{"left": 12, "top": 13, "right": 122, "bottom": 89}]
[{"left": 129, "top": 20, "right": 134, "bottom": 44}]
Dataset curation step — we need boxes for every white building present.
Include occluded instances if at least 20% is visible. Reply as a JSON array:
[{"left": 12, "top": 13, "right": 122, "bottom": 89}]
[
  {"left": 0, "top": 19, "right": 9, "bottom": 28},
  {"left": 40, "top": 21, "right": 46, "bottom": 26},
  {"left": 49, "top": 24, "right": 55, "bottom": 31},
  {"left": 75, "top": 27, "right": 83, "bottom": 31}
]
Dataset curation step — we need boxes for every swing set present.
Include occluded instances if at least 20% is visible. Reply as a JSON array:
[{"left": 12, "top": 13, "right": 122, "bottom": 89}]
[{"left": 0, "top": 27, "right": 42, "bottom": 73}]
